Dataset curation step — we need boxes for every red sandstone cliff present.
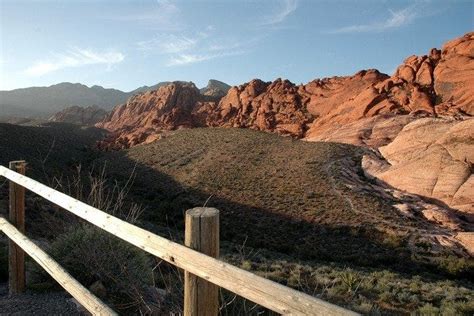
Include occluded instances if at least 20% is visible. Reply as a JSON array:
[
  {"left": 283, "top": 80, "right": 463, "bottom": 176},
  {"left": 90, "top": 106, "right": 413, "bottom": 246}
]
[{"left": 98, "top": 32, "right": 473, "bottom": 148}]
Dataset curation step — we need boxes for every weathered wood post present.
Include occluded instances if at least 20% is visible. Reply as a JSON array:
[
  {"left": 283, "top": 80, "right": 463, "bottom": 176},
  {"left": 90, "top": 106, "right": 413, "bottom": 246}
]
[
  {"left": 8, "top": 160, "right": 26, "bottom": 294},
  {"left": 184, "top": 207, "right": 219, "bottom": 316}
]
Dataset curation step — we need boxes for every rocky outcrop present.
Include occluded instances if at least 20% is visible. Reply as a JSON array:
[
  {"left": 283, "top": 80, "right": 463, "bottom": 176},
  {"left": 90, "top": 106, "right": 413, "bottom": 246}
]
[
  {"left": 434, "top": 32, "right": 474, "bottom": 115},
  {"left": 96, "top": 82, "right": 217, "bottom": 149},
  {"left": 363, "top": 118, "right": 473, "bottom": 215},
  {"left": 210, "top": 33, "right": 473, "bottom": 141},
  {"left": 99, "top": 32, "right": 473, "bottom": 148},
  {"left": 306, "top": 114, "right": 418, "bottom": 148},
  {"left": 49, "top": 105, "right": 107, "bottom": 125}
]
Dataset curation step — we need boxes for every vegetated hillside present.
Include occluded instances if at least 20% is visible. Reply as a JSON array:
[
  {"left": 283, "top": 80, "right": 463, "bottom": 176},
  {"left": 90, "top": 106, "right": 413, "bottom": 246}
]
[
  {"left": 102, "top": 128, "right": 472, "bottom": 268},
  {"left": 0, "top": 122, "right": 105, "bottom": 264},
  {"left": 0, "top": 125, "right": 472, "bottom": 314},
  {"left": 49, "top": 105, "right": 108, "bottom": 126},
  {"left": 98, "top": 128, "right": 474, "bottom": 313},
  {"left": 0, "top": 122, "right": 104, "bottom": 176}
]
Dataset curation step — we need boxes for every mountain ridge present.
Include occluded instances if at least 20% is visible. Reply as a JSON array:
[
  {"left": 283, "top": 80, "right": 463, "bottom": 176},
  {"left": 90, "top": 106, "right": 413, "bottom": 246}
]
[{"left": 0, "top": 79, "right": 231, "bottom": 118}]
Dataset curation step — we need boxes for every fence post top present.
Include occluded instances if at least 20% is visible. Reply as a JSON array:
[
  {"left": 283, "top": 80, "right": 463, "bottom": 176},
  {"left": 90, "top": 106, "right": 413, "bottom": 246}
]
[
  {"left": 186, "top": 207, "right": 219, "bottom": 218},
  {"left": 9, "top": 161, "right": 26, "bottom": 167}
]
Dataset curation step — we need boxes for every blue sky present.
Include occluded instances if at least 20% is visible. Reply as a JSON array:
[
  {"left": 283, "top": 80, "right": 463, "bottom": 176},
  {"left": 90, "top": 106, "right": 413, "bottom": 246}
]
[{"left": 0, "top": 0, "right": 472, "bottom": 91}]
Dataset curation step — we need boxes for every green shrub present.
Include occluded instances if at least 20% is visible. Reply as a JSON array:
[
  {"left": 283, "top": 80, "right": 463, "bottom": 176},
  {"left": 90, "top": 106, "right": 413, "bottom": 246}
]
[
  {"left": 438, "top": 256, "right": 471, "bottom": 276},
  {"left": 340, "top": 269, "right": 361, "bottom": 293},
  {"left": 32, "top": 225, "right": 153, "bottom": 311},
  {"left": 416, "top": 303, "right": 439, "bottom": 315}
]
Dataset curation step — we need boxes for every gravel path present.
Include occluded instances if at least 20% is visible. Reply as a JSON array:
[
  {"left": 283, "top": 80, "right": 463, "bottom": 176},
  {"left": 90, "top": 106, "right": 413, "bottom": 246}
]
[{"left": 0, "top": 283, "right": 81, "bottom": 315}]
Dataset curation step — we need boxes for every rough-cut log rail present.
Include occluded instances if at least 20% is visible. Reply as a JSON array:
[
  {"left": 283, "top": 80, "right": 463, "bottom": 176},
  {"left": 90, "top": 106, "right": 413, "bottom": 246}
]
[
  {"left": 0, "top": 165, "right": 358, "bottom": 315},
  {"left": 0, "top": 217, "right": 116, "bottom": 316}
]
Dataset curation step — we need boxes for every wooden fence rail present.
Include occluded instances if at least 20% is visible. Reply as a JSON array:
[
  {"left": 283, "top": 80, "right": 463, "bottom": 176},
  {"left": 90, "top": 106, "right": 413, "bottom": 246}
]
[
  {"left": 0, "top": 163, "right": 358, "bottom": 316},
  {"left": 0, "top": 217, "right": 116, "bottom": 315}
]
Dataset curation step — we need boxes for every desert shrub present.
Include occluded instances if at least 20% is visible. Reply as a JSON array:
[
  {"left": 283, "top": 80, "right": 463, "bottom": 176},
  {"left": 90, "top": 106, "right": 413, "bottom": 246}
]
[
  {"left": 339, "top": 269, "right": 361, "bottom": 294},
  {"left": 440, "top": 300, "right": 474, "bottom": 315},
  {"left": 416, "top": 303, "right": 440, "bottom": 315},
  {"left": 438, "top": 256, "right": 472, "bottom": 276},
  {"left": 355, "top": 302, "right": 381, "bottom": 315},
  {"left": 32, "top": 225, "right": 153, "bottom": 312}
]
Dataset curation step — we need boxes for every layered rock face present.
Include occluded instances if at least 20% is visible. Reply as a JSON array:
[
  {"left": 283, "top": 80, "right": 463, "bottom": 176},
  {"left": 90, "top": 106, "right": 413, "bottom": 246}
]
[
  {"left": 49, "top": 105, "right": 107, "bottom": 125},
  {"left": 434, "top": 33, "right": 474, "bottom": 114},
  {"left": 96, "top": 82, "right": 218, "bottom": 149},
  {"left": 363, "top": 118, "right": 473, "bottom": 215}
]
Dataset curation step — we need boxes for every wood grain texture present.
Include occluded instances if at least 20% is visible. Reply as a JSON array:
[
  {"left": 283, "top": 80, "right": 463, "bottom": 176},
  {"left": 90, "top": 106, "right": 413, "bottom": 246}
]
[
  {"left": 0, "top": 217, "right": 116, "bottom": 315},
  {"left": 0, "top": 165, "right": 358, "bottom": 315},
  {"left": 184, "top": 208, "right": 219, "bottom": 316},
  {"left": 8, "top": 161, "right": 26, "bottom": 294}
]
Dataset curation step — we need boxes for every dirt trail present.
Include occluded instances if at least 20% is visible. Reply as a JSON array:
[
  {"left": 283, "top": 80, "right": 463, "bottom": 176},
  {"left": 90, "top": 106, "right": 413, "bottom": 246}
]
[{"left": 0, "top": 283, "right": 81, "bottom": 315}]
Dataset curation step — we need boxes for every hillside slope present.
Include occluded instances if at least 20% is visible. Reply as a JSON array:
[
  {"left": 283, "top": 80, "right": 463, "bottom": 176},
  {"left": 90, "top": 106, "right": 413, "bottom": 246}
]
[
  {"left": 49, "top": 105, "right": 108, "bottom": 125},
  {"left": 0, "top": 124, "right": 473, "bottom": 314},
  {"left": 102, "top": 128, "right": 472, "bottom": 265}
]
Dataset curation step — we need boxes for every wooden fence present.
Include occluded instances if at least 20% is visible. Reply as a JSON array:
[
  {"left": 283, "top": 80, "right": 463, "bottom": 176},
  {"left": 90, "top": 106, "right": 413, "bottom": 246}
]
[{"left": 0, "top": 161, "right": 358, "bottom": 316}]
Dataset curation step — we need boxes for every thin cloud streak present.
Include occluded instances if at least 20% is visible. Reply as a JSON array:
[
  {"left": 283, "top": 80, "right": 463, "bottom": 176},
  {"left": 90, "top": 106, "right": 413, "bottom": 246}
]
[
  {"left": 166, "top": 51, "right": 245, "bottom": 66},
  {"left": 105, "top": 0, "right": 182, "bottom": 30},
  {"left": 327, "top": 5, "right": 419, "bottom": 34},
  {"left": 25, "top": 48, "right": 124, "bottom": 76},
  {"left": 137, "top": 27, "right": 254, "bottom": 67},
  {"left": 260, "top": 0, "right": 298, "bottom": 26},
  {"left": 137, "top": 34, "right": 198, "bottom": 53}
]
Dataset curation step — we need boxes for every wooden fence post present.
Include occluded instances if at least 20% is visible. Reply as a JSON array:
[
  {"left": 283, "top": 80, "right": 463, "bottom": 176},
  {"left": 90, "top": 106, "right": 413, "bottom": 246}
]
[
  {"left": 184, "top": 207, "right": 219, "bottom": 316},
  {"left": 8, "top": 160, "right": 26, "bottom": 295}
]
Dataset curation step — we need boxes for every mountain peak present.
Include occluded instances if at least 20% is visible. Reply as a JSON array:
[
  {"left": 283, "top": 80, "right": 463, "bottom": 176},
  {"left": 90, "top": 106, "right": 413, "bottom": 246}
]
[{"left": 200, "top": 79, "right": 230, "bottom": 98}]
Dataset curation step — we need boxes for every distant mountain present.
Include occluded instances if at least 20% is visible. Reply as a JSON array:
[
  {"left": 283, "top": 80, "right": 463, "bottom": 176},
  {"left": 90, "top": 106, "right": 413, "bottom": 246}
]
[
  {"left": 49, "top": 105, "right": 108, "bottom": 125},
  {"left": 128, "top": 82, "right": 171, "bottom": 96},
  {"left": 0, "top": 83, "right": 128, "bottom": 118},
  {"left": 0, "top": 80, "right": 230, "bottom": 119},
  {"left": 200, "top": 79, "right": 231, "bottom": 98}
]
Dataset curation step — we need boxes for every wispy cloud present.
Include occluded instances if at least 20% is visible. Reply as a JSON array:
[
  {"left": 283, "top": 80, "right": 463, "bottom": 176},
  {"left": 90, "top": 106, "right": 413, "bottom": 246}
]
[
  {"left": 137, "top": 26, "right": 253, "bottom": 67},
  {"left": 25, "top": 48, "right": 124, "bottom": 76},
  {"left": 137, "top": 33, "right": 206, "bottom": 53},
  {"left": 166, "top": 50, "right": 245, "bottom": 66},
  {"left": 260, "top": 0, "right": 298, "bottom": 26},
  {"left": 327, "top": 5, "right": 419, "bottom": 34},
  {"left": 105, "top": 0, "right": 182, "bottom": 30}
]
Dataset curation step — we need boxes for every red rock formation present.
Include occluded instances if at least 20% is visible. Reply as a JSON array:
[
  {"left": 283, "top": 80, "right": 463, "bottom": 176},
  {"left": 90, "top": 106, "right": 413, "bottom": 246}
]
[
  {"left": 434, "top": 32, "right": 474, "bottom": 115},
  {"left": 96, "top": 82, "right": 217, "bottom": 149},
  {"left": 207, "top": 78, "right": 314, "bottom": 137},
  {"left": 98, "top": 32, "right": 473, "bottom": 147},
  {"left": 96, "top": 32, "right": 473, "bottom": 213},
  {"left": 49, "top": 105, "right": 107, "bottom": 125}
]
